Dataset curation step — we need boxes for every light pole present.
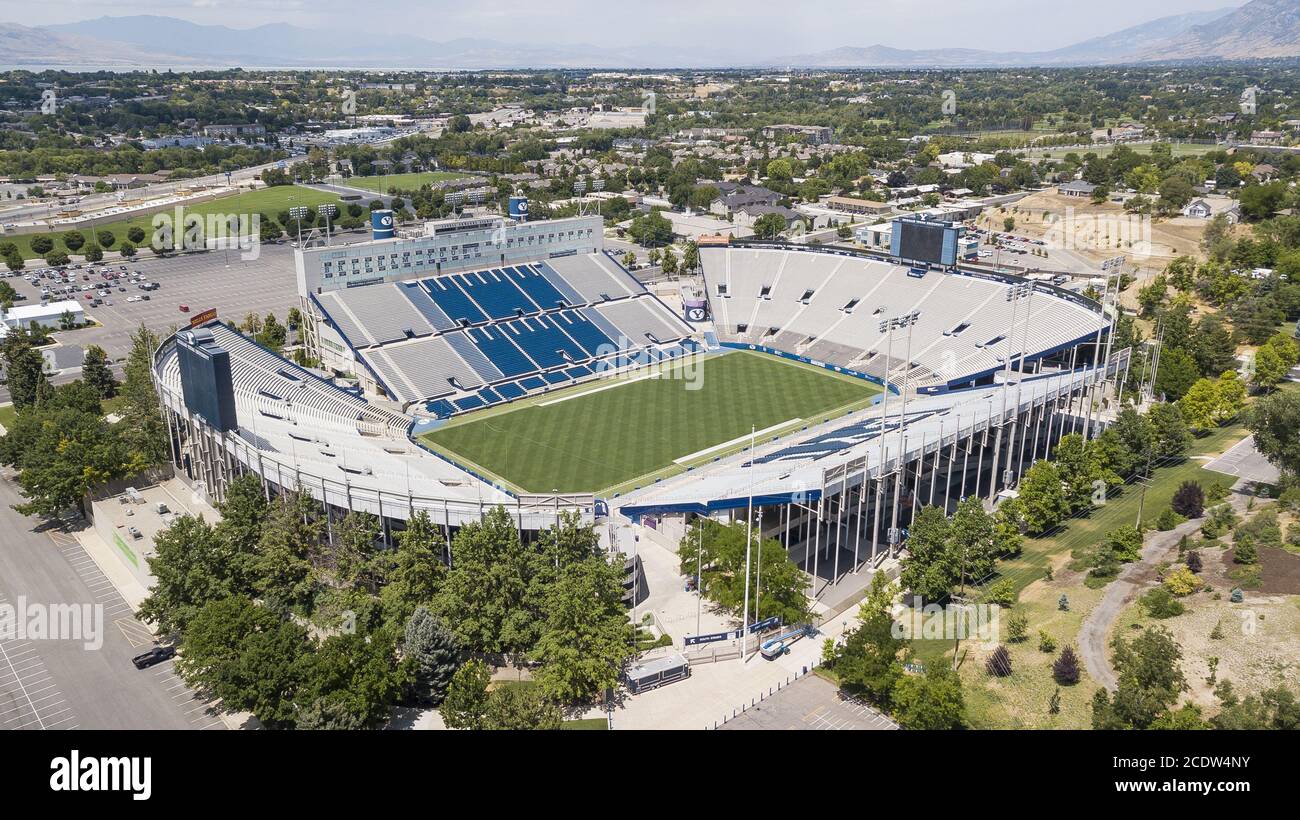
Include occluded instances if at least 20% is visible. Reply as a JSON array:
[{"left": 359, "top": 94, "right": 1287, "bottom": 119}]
[
  {"left": 740, "top": 425, "right": 756, "bottom": 658},
  {"left": 288, "top": 206, "right": 308, "bottom": 246},
  {"left": 889, "top": 310, "right": 920, "bottom": 555}
]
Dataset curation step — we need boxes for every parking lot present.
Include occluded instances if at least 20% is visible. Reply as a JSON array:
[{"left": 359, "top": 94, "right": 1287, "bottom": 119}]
[
  {"left": 0, "top": 474, "right": 225, "bottom": 729},
  {"left": 3, "top": 241, "right": 300, "bottom": 361},
  {"left": 717, "top": 673, "right": 899, "bottom": 731}
]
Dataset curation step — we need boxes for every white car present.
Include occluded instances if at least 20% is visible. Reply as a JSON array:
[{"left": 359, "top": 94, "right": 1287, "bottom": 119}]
[{"left": 127, "top": 295, "right": 140, "bottom": 303}]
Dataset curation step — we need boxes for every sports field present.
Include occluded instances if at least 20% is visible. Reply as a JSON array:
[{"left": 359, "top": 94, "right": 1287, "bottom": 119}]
[
  {"left": 7, "top": 185, "right": 349, "bottom": 258},
  {"left": 342, "top": 171, "right": 469, "bottom": 193},
  {"left": 421, "top": 351, "right": 881, "bottom": 494}
]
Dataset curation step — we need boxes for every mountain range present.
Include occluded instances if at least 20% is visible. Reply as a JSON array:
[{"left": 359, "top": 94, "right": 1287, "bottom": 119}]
[{"left": 0, "top": 1, "right": 1292, "bottom": 70}]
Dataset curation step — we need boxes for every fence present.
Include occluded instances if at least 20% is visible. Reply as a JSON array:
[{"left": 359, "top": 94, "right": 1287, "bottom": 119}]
[{"left": 707, "top": 656, "right": 824, "bottom": 730}]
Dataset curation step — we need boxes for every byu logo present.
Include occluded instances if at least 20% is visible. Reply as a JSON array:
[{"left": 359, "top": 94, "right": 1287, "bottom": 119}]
[
  {"left": 40, "top": 89, "right": 57, "bottom": 115},
  {"left": 941, "top": 89, "right": 956, "bottom": 116},
  {"left": 516, "top": 200, "right": 528, "bottom": 214},
  {"left": 340, "top": 88, "right": 357, "bottom": 115}
]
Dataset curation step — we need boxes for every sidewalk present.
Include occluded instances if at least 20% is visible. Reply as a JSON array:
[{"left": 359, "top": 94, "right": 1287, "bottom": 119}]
[{"left": 73, "top": 526, "right": 150, "bottom": 612}]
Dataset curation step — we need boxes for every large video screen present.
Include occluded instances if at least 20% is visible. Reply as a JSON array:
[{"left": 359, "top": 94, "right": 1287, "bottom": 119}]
[{"left": 897, "top": 220, "right": 949, "bottom": 266}]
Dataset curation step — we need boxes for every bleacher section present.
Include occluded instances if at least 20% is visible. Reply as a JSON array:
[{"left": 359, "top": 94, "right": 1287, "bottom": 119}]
[
  {"left": 312, "top": 253, "right": 699, "bottom": 416},
  {"left": 703, "top": 246, "right": 1108, "bottom": 390}
]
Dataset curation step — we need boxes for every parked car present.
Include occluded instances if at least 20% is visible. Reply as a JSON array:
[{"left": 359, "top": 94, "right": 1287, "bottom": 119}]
[
  {"left": 131, "top": 645, "right": 176, "bottom": 670},
  {"left": 178, "top": 304, "right": 189, "bottom": 313}
]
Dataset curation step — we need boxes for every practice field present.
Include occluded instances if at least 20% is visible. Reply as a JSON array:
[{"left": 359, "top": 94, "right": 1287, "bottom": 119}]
[
  {"left": 7, "top": 185, "right": 349, "bottom": 258},
  {"left": 341, "top": 171, "right": 469, "bottom": 193},
  {"left": 422, "top": 350, "right": 881, "bottom": 494}
]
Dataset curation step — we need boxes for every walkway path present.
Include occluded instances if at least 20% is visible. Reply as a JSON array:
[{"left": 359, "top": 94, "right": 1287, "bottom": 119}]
[{"left": 1078, "top": 479, "right": 1251, "bottom": 691}]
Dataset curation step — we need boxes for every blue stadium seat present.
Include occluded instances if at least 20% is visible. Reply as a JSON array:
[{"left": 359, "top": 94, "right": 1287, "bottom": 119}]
[
  {"left": 519, "top": 376, "right": 547, "bottom": 390},
  {"left": 554, "top": 309, "right": 614, "bottom": 357},
  {"left": 425, "top": 399, "right": 456, "bottom": 418},
  {"left": 466, "top": 325, "right": 536, "bottom": 378},
  {"left": 502, "top": 315, "right": 587, "bottom": 370},
  {"left": 565, "top": 365, "right": 592, "bottom": 379},
  {"left": 495, "top": 382, "right": 526, "bottom": 400},
  {"left": 542, "top": 371, "right": 569, "bottom": 385},
  {"left": 506, "top": 266, "right": 570, "bottom": 310},
  {"left": 423, "top": 277, "right": 487, "bottom": 325},
  {"left": 453, "top": 395, "right": 485, "bottom": 411},
  {"left": 453, "top": 270, "right": 537, "bottom": 319}
]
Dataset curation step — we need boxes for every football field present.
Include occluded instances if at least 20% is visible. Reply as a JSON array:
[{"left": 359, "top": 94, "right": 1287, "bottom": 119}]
[{"left": 421, "top": 351, "right": 881, "bottom": 494}]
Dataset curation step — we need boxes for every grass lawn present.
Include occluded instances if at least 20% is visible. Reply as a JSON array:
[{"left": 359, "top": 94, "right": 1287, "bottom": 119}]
[
  {"left": 7, "top": 185, "right": 353, "bottom": 259},
  {"left": 0, "top": 403, "right": 15, "bottom": 431},
  {"left": 341, "top": 171, "right": 468, "bottom": 194},
  {"left": 422, "top": 350, "right": 881, "bottom": 494},
  {"left": 1021, "top": 142, "right": 1218, "bottom": 161}
]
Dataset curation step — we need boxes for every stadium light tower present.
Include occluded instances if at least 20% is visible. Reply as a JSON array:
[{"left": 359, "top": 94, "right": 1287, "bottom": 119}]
[
  {"left": 288, "top": 206, "right": 309, "bottom": 246},
  {"left": 319, "top": 204, "right": 339, "bottom": 244},
  {"left": 988, "top": 283, "right": 1031, "bottom": 502},
  {"left": 873, "top": 310, "right": 919, "bottom": 559},
  {"left": 887, "top": 310, "right": 921, "bottom": 555},
  {"left": 1002, "top": 282, "right": 1037, "bottom": 490}
]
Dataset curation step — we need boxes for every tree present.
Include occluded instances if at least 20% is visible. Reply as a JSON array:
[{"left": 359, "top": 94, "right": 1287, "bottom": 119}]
[
  {"left": 0, "top": 401, "right": 127, "bottom": 518},
  {"left": 433, "top": 506, "right": 539, "bottom": 654},
  {"left": 483, "top": 684, "right": 563, "bottom": 730},
  {"left": 679, "top": 517, "right": 809, "bottom": 626},
  {"left": 660, "top": 246, "right": 678, "bottom": 276},
  {"left": 1191, "top": 315, "right": 1237, "bottom": 377},
  {"left": 252, "top": 491, "right": 321, "bottom": 612},
  {"left": 119, "top": 242, "right": 136, "bottom": 258},
  {"left": 96, "top": 230, "right": 115, "bottom": 248},
  {"left": 378, "top": 511, "right": 446, "bottom": 624},
  {"left": 294, "top": 631, "right": 404, "bottom": 730},
  {"left": 751, "top": 212, "right": 788, "bottom": 240},
  {"left": 441, "top": 659, "right": 491, "bottom": 729},
  {"left": 30, "top": 235, "right": 53, "bottom": 255},
  {"left": 127, "top": 226, "right": 146, "bottom": 245},
  {"left": 62, "top": 231, "right": 85, "bottom": 252},
  {"left": 1017, "top": 461, "right": 1069, "bottom": 534},
  {"left": 83, "top": 244, "right": 103, "bottom": 263},
  {"left": 0, "top": 330, "right": 49, "bottom": 410},
  {"left": 681, "top": 240, "right": 700, "bottom": 273},
  {"left": 139, "top": 515, "right": 230, "bottom": 635},
  {"left": 1212, "top": 682, "right": 1300, "bottom": 730},
  {"left": 986, "top": 645, "right": 1012, "bottom": 677},
  {"left": 402, "top": 607, "right": 459, "bottom": 706},
  {"left": 835, "top": 574, "right": 905, "bottom": 704},
  {"left": 1053, "top": 646, "right": 1081, "bottom": 685},
  {"left": 1091, "top": 626, "right": 1187, "bottom": 729},
  {"left": 949, "top": 496, "right": 999, "bottom": 593},
  {"left": 898, "top": 505, "right": 954, "bottom": 602},
  {"left": 1248, "top": 389, "right": 1300, "bottom": 478},
  {"left": 81, "top": 345, "right": 116, "bottom": 399},
  {"left": 117, "top": 324, "right": 170, "bottom": 470},
  {"left": 176, "top": 596, "right": 310, "bottom": 729},
  {"left": 212, "top": 473, "right": 269, "bottom": 595},
  {"left": 1170, "top": 481, "right": 1205, "bottom": 519},
  {"left": 1154, "top": 347, "right": 1200, "bottom": 400},
  {"left": 892, "top": 664, "right": 965, "bottom": 730},
  {"left": 1180, "top": 371, "right": 1245, "bottom": 430},
  {"left": 533, "top": 551, "right": 633, "bottom": 704},
  {"left": 1148, "top": 402, "right": 1191, "bottom": 459}
]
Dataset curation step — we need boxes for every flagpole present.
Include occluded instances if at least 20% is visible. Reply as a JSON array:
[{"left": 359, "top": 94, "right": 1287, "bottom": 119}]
[{"left": 741, "top": 424, "right": 755, "bottom": 658}]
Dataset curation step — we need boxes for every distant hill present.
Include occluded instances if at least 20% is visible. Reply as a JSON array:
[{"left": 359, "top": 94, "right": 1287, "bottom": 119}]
[
  {"left": 1135, "top": 0, "right": 1300, "bottom": 60},
  {"left": 767, "top": 7, "right": 1242, "bottom": 67},
  {"left": 0, "top": 3, "right": 1293, "bottom": 70},
  {"left": 0, "top": 22, "right": 183, "bottom": 66}
]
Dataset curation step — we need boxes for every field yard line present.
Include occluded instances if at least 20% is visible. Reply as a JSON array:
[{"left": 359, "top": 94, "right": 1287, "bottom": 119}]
[
  {"left": 536, "top": 370, "right": 661, "bottom": 406},
  {"left": 672, "top": 420, "right": 800, "bottom": 464}
]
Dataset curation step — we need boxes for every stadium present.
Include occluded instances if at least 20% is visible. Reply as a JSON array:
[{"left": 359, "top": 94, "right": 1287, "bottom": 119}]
[{"left": 151, "top": 211, "right": 1121, "bottom": 602}]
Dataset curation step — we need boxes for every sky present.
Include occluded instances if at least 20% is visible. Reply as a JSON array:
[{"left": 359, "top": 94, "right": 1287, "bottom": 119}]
[{"left": 0, "top": 0, "right": 1247, "bottom": 53}]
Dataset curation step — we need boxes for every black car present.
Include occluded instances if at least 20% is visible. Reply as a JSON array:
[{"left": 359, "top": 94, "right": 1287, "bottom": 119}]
[{"left": 131, "top": 645, "right": 176, "bottom": 670}]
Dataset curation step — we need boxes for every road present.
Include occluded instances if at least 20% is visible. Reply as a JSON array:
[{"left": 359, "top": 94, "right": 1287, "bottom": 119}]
[{"left": 0, "top": 474, "right": 223, "bottom": 729}]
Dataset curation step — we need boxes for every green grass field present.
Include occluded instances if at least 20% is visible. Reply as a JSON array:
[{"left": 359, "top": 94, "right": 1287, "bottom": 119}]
[
  {"left": 6, "top": 185, "right": 351, "bottom": 259},
  {"left": 421, "top": 351, "right": 881, "bottom": 494},
  {"left": 341, "top": 171, "right": 468, "bottom": 194}
]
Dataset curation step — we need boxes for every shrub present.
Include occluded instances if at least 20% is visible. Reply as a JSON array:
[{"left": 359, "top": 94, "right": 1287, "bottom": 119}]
[
  {"left": 1202, "top": 504, "right": 1239, "bottom": 538},
  {"left": 1186, "top": 550, "right": 1202, "bottom": 574},
  {"left": 1104, "top": 526, "right": 1144, "bottom": 563},
  {"left": 1140, "top": 586, "right": 1185, "bottom": 618},
  {"left": 1006, "top": 612, "right": 1029, "bottom": 643},
  {"left": 1163, "top": 566, "right": 1200, "bottom": 596},
  {"left": 1232, "top": 540, "right": 1258, "bottom": 564},
  {"left": 1156, "top": 508, "right": 1187, "bottom": 532},
  {"left": 1038, "top": 631, "right": 1057, "bottom": 653},
  {"left": 986, "top": 579, "right": 1017, "bottom": 607},
  {"left": 1234, "top": 509, "right": 1282, "bottom": 557},
  {"left": 1052, "top": 646, "right": 1081, "bottom": 685},
  {"left": 986, "top": 645, "right": 1013, "bottom": 677},
  {"left": 1171, "top": 481, "right": 1206, "bottom": 518},
  {"left": 1206, "top": 482, "right": 1229, "bottom": 503}
]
